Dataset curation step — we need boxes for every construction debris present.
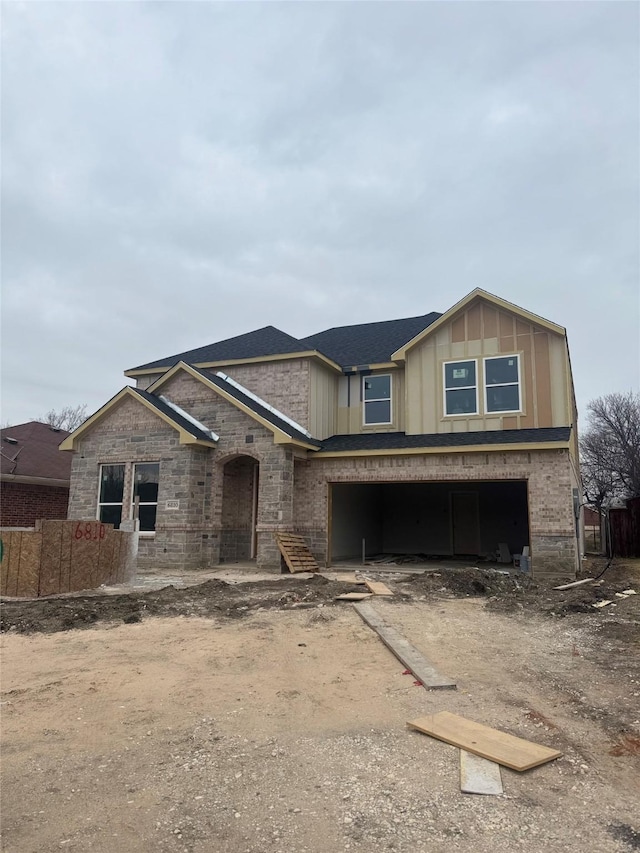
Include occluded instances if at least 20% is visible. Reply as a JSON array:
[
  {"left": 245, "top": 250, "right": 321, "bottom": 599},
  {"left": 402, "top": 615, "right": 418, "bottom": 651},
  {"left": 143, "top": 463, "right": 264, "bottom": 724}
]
[
  {"left": 460, "top": 750, "right": 503, "bottom": 795},
  {"left": 408, "top": 711, "right": 562, "bottom": 771},
  {"left": 274, "top": 533, "right": 319, "bottom": 574},
  {"left": 353, "top": 602, "right": 456, "bottom": 690},
  {"left": 335, "top": 592, "right": 373, "bottom": 601},
  {"left": 553, "top": 578, "right": 595, "bottom": 590},
  {"left": 363, "top": 579, "right": 393, "bottom": 596}
]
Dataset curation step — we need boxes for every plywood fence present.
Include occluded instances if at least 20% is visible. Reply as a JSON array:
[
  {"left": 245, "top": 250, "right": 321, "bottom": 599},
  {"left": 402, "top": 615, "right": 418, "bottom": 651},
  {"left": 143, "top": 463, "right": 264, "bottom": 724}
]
[{"left": 0, "top": 520, "right": 137, "bottom": 598}]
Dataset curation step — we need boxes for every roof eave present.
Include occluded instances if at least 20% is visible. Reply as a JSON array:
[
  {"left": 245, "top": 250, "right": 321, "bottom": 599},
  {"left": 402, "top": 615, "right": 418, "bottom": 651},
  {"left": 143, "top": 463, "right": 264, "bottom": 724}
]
[
  {"left": 316, "top": 440, "right": 572, "bottom": 459},
  {"left": 125, "top": 349, "right": 342, "bottom": 378}
]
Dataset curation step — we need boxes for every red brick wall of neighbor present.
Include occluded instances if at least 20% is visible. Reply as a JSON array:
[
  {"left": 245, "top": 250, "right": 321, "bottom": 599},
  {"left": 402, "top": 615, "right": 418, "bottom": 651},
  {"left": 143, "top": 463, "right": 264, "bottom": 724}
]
[{"left": 0, "top": 482, "right": 69, "bottom": 527}]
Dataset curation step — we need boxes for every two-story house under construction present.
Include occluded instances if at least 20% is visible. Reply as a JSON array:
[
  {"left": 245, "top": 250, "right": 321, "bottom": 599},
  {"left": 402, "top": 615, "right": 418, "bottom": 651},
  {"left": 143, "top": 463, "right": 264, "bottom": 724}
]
[{"left": 62, "top": 289, "right": 582, "bottom": 581}]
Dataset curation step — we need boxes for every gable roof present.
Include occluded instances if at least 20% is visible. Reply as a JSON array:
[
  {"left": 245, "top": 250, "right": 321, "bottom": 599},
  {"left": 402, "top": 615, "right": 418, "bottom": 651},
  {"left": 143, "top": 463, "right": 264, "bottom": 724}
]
[
  {"left": 149, "top": 363, "right": 321, "bottom": 449},
  {"left": 1, "top": 421, "right": 72, "bottom": 483},
  {"left": 299, "top": 313, "right": 442, "bottom": 367},
  {"left": 125, "top": 313, "right": 443, "bottom": 376},
  {"left": 392, "top": 289, "right": 565, "bottom": 360},
  {"left": 60, "top": 386, "right": 219, "bottom": 451},
  {"left": 130, "top": 326, "right": 306, "bottom": 373}
]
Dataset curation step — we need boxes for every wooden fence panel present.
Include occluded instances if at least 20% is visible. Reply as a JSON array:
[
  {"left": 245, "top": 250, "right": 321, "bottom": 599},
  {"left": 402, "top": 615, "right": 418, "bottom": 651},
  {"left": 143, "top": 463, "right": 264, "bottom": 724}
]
[
  {"left": 15, "top": 532, "right": 42, "bottom": 597},
  {"left": 39, "top": 521, "right": 64, "bottom": 596}
]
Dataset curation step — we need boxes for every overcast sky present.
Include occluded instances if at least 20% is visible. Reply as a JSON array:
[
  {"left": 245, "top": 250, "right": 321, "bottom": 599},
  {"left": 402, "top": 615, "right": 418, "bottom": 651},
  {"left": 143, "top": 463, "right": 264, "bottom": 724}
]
[{"left": 2, "top": 1, "right": 638, "bottom": 428}]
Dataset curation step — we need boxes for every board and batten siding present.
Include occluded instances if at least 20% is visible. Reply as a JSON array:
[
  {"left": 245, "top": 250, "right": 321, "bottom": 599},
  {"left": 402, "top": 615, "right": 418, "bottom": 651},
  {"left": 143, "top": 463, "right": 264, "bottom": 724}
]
[
  {"left": 336, "top": 369, "right": 405, "bottom": 435},
  {"left": 405, "top": 301, "right": 572, "bottom": 435},
  {"left": 308, "top": 362, "right": 338, "bottom": 440}
]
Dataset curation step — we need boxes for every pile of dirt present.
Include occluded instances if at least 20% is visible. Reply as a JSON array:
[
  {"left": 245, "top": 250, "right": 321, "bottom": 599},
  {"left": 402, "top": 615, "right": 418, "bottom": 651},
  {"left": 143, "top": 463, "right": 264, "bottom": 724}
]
[
  {"left": 0, "top": 575, "right": 364, "bottom": 635},
  {"left": 396, "top": 567, "right": 536, "bottom": 598}
]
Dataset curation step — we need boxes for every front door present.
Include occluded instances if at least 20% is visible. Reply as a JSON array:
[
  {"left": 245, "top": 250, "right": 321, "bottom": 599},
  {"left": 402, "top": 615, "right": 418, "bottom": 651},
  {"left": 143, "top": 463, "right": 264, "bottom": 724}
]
[{"left": 451, "top": 491, "right": 480, "bottom": 555}]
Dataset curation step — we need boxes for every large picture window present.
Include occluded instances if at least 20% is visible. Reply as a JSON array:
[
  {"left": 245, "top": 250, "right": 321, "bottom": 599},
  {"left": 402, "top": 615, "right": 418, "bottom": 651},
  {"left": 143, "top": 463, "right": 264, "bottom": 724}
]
[
  {"left": 98, "top": 464, "right": 125, "bottom": 528},
  {"left": 363, "top": 375, "right": 392, "bottom": 425},
  {"left": 485, "top": 356, "right": 521, "bottom": 413},
  {"left": 444, "top": 360, "right": 478, "bottom": 415},
  {"left": 133, "top": 463, "right": 160, "bottom": 532}
]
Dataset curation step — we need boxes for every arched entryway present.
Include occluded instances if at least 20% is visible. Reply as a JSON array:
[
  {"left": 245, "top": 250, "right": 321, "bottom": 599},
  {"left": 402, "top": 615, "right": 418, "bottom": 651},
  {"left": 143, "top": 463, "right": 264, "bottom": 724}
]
[{"left": 220, "top": 455, "right": 259, "bottom": 562}]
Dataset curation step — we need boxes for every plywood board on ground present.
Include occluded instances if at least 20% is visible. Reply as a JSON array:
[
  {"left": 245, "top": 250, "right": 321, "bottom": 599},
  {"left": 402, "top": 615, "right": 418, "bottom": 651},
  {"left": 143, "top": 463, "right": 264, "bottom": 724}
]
[
  {"left": 353, "top": 602, "right": 456, "bottom": 690},
  {"left": 364, "top": 580, "right": 393, "bottom": 596},
  {"left": 460, "top": 750, "right": 503, "bottom": 795},
  {"left": 408, "top": 711, "right": 562, "bottom": 771}
]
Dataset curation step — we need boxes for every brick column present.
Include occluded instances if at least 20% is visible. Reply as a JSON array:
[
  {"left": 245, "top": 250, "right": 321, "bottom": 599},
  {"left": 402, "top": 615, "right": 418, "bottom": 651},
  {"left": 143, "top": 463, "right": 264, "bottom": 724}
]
[{"left": 256, "top": 447, "right": 294, "bottom": 570}]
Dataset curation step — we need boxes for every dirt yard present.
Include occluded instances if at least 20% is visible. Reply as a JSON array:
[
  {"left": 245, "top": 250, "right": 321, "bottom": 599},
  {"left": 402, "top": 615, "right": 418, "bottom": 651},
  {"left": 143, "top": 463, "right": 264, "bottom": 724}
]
[{"left": 1, "top": 560, "right": 639, "bottom": 852}]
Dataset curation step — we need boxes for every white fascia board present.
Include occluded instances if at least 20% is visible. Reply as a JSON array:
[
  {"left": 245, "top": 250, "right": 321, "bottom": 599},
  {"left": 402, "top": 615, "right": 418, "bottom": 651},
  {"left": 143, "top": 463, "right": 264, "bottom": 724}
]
[
  {"left": 158, "top": 396, "right": 219, "bottom": 442},
  {"left": 215, "top": 372, "right": 313, "bottom": 439}
]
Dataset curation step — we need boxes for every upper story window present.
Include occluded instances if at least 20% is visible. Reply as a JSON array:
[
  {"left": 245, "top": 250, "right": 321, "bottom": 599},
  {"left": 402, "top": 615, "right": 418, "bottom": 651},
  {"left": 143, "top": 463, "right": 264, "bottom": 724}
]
[
  {"left": 485, "top": 355, "right": 521, "bottom": 413},
  {"left": 133, "top": 462, "right": 160, "bottom": 532},
  {"left": 363, "top": 375, "right": 392, "bottom": 425},
  {"left": 444, "top": 360, "right": 478, "bottom": 416},
  {"left": 98, "top": 464, "right": 125, "bottom": 528}
]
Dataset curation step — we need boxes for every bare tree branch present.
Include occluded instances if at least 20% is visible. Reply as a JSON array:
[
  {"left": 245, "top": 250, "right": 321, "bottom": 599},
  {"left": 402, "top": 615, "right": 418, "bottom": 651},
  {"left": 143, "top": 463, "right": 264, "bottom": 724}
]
[
  {"left": 580, "top": 391, "right": 640, "bottom": 509},
  {"left": 38, "top": 404, "right": 89, "bottom": 432}
]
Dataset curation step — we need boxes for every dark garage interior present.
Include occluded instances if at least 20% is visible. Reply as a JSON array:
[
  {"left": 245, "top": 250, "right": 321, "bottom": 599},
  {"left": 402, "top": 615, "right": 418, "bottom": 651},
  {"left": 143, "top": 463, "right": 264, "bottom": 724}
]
[{"left": 330, "top": 481, "right": 530, "bottom": 563}]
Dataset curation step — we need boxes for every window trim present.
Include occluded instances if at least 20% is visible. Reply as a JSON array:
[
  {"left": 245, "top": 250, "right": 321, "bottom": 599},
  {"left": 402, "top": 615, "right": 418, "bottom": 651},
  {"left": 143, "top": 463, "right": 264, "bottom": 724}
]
[
  {"left": 484, "top": 354, "right": 522, "bottom": 414},
  {"left": 132, "top": 461, "right": 160, "bottom": 536},
  {"left": 97, "top": 463, "right": 126, "bottom": 529},
  {"left": 362, "top": 373, "right": 393, "bottom": 426},
  {"left": 443, "top": 359, "right": 479, "bottom": 417}
]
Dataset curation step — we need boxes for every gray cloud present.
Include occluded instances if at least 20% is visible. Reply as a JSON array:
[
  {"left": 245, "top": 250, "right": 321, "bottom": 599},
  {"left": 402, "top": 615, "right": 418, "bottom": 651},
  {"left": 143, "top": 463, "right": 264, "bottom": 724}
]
[{"left": 2, "top": 1, "right": 638, "bottom": 424}]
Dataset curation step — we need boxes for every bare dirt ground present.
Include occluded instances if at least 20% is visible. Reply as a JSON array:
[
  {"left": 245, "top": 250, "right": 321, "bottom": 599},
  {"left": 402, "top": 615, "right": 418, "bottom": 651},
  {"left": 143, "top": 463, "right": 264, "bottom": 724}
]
[{"left": 1, "top": 559, "right": 639, "bottom": 852}]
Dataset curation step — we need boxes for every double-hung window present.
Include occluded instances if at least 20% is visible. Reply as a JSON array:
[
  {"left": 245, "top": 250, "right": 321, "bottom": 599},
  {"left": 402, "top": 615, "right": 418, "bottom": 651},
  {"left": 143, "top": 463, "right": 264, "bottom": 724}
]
[
  {"left": 484, "top": 355, "right": 521, "bottom": 413},
  {"left": 444, "top": 360, "right": 478, "bottom": 416},
  {"left": 132, "top": 463, "right": 160, "bottom": 532},
  {"left": 363, "top": 375, "right": 392, "bottom": 425},
  {"left": 98, "top": 464, "right": 125, "bottom": 528}
]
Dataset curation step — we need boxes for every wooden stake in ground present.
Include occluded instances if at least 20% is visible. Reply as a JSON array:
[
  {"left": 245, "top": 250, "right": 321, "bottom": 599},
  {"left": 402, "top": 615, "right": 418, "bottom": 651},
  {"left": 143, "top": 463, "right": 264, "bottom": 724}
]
[
  {"left": 353, "top": 602, "right": 456, "bottom": 690},
  {"left": 408, "top": 711, "right": 562, "bottom": 771}
]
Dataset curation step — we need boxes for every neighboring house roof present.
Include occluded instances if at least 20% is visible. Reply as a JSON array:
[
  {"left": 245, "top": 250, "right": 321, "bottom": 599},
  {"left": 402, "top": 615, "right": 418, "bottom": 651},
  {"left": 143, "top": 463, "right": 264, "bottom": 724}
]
[
  {"left": 299, "top": 313, "right": 442, "bottom": 367},
  {"left": 319, "top": 427, "right": 572, "bottom": 455},
  {"left": 0, "top": 421, "right": 71, "bottom": 484},
  {"left": 126, "top": 313, "right": 443, "bottom": 375}
]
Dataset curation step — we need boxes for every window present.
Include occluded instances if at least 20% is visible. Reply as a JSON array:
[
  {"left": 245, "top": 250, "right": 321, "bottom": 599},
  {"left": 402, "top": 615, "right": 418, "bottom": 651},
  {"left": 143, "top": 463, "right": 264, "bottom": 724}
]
[
  {"left": 363, "top": 375, "right": 392, "bottom": 425},
  {"left": 133, "top": 463, "right": 160, "bottom": 532},
  {"left": 485, "top": 355, "right": 521, "bottom": 413},
  {"left": 444, "top": 360, "right": 478, "bottom": 415},
  {"left": 98, "top": 464, "right": 125, "bottom": 528}
]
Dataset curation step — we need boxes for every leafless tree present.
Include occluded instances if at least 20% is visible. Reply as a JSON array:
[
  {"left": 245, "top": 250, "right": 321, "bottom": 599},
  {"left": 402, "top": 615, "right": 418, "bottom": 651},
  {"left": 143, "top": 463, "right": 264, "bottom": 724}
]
[
  {"left": 39, "top": 404, "right": 88, "bottom": 432},
  {"left": 580, "top": 391, "right": 640, "bottom": 509}
]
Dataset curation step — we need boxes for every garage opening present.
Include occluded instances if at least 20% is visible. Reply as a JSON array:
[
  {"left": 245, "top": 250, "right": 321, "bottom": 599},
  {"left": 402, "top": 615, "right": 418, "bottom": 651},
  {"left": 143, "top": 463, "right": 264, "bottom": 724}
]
[{"left": 329, "top": 481, "right": 529, "bottom": 563}]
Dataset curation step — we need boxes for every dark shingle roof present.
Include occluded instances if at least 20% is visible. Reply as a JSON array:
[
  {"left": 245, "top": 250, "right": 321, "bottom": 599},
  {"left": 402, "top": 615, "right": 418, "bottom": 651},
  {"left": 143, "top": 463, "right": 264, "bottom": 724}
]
[
  {"left": 131, "top": 326, "right": 304, "bottom": 372},
  {"left": 300, "top": 313, "right": 442, "bottom": 367},
  {"left": 131, "top": 388, "right": 217, "bottom": 444},
  {"left": 129, "top": 312, "right": 443, "bottom": 373},
  {"left": 319, "top": 427, "right": 572, "bottom": 453},
  {"left": 1, "top": 421, "right": 72, "bottom": 481},
  {"left": 192, "top": 367, "right": 322, "bottom": 447}
]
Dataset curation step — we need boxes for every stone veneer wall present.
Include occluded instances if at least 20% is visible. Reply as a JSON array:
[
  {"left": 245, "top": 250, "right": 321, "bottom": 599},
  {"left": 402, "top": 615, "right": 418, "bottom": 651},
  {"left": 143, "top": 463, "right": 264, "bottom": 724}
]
[{"left": 293, "top": 448, "right": 578, "bottom": 582}]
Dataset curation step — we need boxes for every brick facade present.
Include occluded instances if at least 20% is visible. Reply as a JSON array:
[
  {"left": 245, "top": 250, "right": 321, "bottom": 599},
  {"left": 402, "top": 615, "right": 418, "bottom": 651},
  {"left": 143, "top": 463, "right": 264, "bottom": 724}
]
[
  {"left": 294, "top": 448, "right": 579, "bottom": 581},
  {"left": 68, "top": 368, "right": 578, "bottom": 581},
  {"left": 0, "top": 482, "right": 69, "bottom": 527}
]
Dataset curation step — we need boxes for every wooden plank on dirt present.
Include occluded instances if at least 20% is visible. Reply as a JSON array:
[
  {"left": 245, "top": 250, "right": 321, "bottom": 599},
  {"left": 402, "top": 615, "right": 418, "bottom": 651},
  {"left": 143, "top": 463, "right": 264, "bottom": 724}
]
[
  {"left": 364, "top": 579, "right": 393, "bottom": 596},
  {"left": 460, "top": 750, "right": 503, "bottom": 795},
  {"left": 335, "top": 592, "right": 373, "bottom": 601},
  {"left": 553, "top": 578, "right": 594, "bottom": 590},
  {"left": 408, "top": 711, "right": 562, "bottom": 771},
  {"left": 353, "top": 602, "right": 456, "bottom": 690}
]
